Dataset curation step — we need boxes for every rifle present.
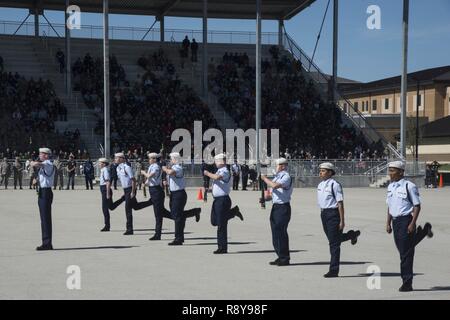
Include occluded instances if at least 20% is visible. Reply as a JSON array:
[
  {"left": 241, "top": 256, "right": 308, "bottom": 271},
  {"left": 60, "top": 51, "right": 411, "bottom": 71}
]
[
  {"left": 259, "top": 174, "right": 266, "bottom": 209},
  {"left": 160, "top": 145, "right": 170, "bottom": 197}
]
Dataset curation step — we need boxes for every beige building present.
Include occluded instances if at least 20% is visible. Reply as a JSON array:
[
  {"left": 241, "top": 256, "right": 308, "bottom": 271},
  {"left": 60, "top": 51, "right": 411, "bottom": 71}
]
[{"left": 339, "top": 66, "right": 450, "bottom": 161}]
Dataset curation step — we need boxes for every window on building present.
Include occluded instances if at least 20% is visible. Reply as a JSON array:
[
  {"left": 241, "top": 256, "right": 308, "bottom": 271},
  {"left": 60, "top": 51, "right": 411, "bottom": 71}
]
[
  {"left": 366, "top": 100, "right": 369, "bottom": 112},
  {"left": 384, "top": 98, "right": 389, "bottom": 110},
  {"left": 372, "top": 100, "right": 377, "bottom": 111},
  {"left": 354, "top": 101, "right": 359, "bottom": 111}
]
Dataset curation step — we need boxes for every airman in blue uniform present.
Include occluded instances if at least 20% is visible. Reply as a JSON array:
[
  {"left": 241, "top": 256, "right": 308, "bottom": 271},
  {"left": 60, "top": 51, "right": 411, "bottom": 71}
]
[
  {"left": 386, "top": 161, "right": 433, "bottom": 292},
  {"left": 317, "top": 162, "right": 361, "bottom": 277},
  {"left": 204, "top": 154, "right": 244, "bottom": 254},
  {"left": 261, "top": 158, "right": 293, "bottom": 266},
  {"left": 31, "top": 148, "right": 55, "bottom": 251}
]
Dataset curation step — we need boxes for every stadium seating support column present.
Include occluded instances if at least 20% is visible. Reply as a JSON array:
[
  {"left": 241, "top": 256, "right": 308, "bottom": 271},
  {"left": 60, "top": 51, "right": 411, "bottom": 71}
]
[
  {"left": 103, "top": 0, "right": 111, "bottom": 158},
  {"left": 278, "top": 20, "right": 283, "bottom": 48},
  {"left": 34, "top": 5, "right": 39, "bottom": 37},
  {"left": 332, "top": 0, "right": 338, "bottom": 104},
  {"left": 160, "top": 16, "right": 165, "bottom": 42},
  {"left": 400, "top": 0, "right": 409, "bottom": 158},
  {"left": 65, "top": 0, "right": 71, "bottom": 97},
  {"left": 202, "top": 0, "right": 208, "bottom": 99},
  {"left": 255, "top": 0, "right": 262, "bottom": 176}
]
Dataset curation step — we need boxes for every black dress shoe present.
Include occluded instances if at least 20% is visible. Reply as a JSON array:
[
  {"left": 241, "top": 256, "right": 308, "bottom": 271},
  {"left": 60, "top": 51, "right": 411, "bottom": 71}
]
[
  {"left": 323, "top": 271, "right": 339, "bottom": 278},
  {"left": 424, "top": 222, "right": 433, "bottom": 238},
  {"left": 100, "top": 226, "right": 110, "bottom": 232},
  {"left": 277, "top": 260, "right": 290, "bottom": 266},
  {"left": 269, "top": 259, "right": 280, "bottom": 265},
  {"left": 213, "top": 249, "right": 228, "bottom": 254},
  {"left": 193, "top": 208, "right": 201, "bottom": 222},
  {"left": 351, "top": 230, "right": 361, "bottom": 245},
  {"left": 36, "top": 244, "right": 53, "bottom": 251},
  {"left": 149, "top": 235, "right": 161, "bottom": 240},
  {"left": 123, "top": 230, "right": 134, "bottom": 235},
  {"left": 168, "top": 240, "right": 183, "bottom": 246},
  {"left": 399, "top": 284, "right": 413, "bottom": 292},
  {"left": 233, "top": 206, "right": 244, "bottom": 221}
]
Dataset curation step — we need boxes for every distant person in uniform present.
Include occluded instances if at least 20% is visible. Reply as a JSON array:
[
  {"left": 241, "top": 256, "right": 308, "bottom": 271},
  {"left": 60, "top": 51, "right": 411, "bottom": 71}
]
[
  {"left": 261, "top": 158, "right": 293, "bottom": 266},
  {"left": 0, "top": 157, "right": 11, "bottom": 189},
  {"left": 66, "top": 155, "right": 76, "bottom": 190},
  {"left": 13, "top": 157, "right": 23, "bottom": 190},
  {"left": 204, "top": 153, "right": 244, "bottom": 254},
  {"left": 249, "top": 164, "right": 258, "bottom": 191},
  {"left": 317, "top": 162, "right": 361, "bottom": 277},
  {"left": 134, "top": 158, "right": 143, "bottom": 191},
  {"left": 201, "top": 160, "right": 213, "bottom": 202},
  {"left": 386, "top": 161, "right": 433, "bottom": 292},
  {"left": 241, "top": 162, "right": 249, "bottom": 191},
  {"left": 191, "top": 38, "right": 198, "bottom": 62},
  {"left": 110, "top": 161, "right": 119, "bottom": 190},
  {"left": 55, "top": 49, "right": 65, "bottom": 73},
  {"left": 27, "top": 157, "right": 37, "bottom": 190},
  {"left": 83, "top": 157, "right": 95, "bottom": 190},
  {"left": 53, "top": 156, "right": 64, "bottom": 190},
  {"left": 31, "top": 148, "right": 55, "bottom": 251},
  {"left": 231, "top": 160, "right": 241, "bottom": 191}
]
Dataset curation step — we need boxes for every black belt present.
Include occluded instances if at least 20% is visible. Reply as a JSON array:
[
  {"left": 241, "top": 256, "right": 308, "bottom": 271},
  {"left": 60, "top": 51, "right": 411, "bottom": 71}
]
[
  {"left": 392, "top": 214, "right": 412, "bottom": 220},
  {"left": 321, "top": 208, "right": 338, "bottom": 213},
  {"left": 273, "top": 202, "right": 290, "bottom": 206}
]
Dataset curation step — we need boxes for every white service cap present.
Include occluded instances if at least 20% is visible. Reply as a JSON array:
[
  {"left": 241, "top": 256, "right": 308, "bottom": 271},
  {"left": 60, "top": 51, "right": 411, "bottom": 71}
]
[
  {"left": 388, "top": 161, "right": 405, "bottom": 170},
  {"left": 98, "top": 157, "right": 109, "bottom": 164},
  {"left": 39, "top": 147, "right": 52, "bottom": 154},
  {"left": 319, "top": 162, "right": 336, "bottom": 173},
  {"left": 275, "top": 157, "right": 288, "bottom": 165},
  {"left": 114, "top": 152, "right": 125, "bottom": 158},
  {"left": 147, "top": 152, "right": 159, "bottom": 158},
  {"left": 214, "top": 153, "right": 226, "bottom": 160},
  {"left": 170, "top": 152, "right": 181, "bottom": 159}
]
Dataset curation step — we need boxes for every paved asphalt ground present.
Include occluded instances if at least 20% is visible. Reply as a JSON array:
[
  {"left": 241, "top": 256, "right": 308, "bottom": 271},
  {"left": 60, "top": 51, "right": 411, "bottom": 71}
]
[{"left": 1, "top": 186, "right": 449, "bottom": 300}]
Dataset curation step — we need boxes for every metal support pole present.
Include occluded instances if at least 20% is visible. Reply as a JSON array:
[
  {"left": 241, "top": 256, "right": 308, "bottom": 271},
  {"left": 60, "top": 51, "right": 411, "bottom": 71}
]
[
  {"left": 400, "top": 0, "right": 409, "bottom": 159},
  {"left": 256, "top": 0, "right": 261, "bottom": 173},
  {"left": 65, "top": 0, "right": 71, "bottom": 97},
  {"left": 416, "top": 80, "right": 420, "bottom": 162},
  {"left": 332, "top": 0, "right": 338, "bottom": 104},
  {"left": 202, "top": 0, "right": 208, "bottom": 99},
  {"left": 34, "top": 7, "right": 39, "bottom": 37},
  {"left": 103, "top": 0, "right": 110, "bottom": 157},
  {"left": 278, "top": 19, "right": 284, "bottom": 47},
  {"left": 160, "top": 16, "right": 165, "bottom": 42}
]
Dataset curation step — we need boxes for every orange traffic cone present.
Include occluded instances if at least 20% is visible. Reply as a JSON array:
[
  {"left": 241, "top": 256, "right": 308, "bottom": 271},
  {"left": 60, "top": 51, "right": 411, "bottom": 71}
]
[
  {"left": 439, "top": 174, "right": 444, "bottom": 188},
  {"left": 197, "top": 188, "right": 203, "bottom": 200}
]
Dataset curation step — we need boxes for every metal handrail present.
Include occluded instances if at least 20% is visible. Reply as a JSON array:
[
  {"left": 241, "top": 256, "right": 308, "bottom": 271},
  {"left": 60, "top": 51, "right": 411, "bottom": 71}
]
[{"left": 0, "top": 20, "right": 279, "bottom": 44}]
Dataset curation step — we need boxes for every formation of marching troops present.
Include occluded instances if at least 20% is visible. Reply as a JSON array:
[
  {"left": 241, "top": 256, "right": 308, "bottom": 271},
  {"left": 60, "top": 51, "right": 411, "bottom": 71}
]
[{"left": 29, "top": 147, "right": 433, "bottom": 292}]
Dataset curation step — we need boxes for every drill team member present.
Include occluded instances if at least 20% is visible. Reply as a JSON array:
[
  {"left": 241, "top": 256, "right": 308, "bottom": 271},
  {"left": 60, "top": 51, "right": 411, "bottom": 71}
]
[
  {"left": 98, "top": 158, "right": 115, "bottom": 232},
  {"left": 31, "top": 148, "right": 55, "bottom": 251},
  {"left": 204, "top": 154, "right": 244, "bottom": 254},
  {"left": 13, "top": 157, "right": 23, "bottom": 190},
  {"left": 115, "top": 153, "right": 137, "bottom": 235},
  {"left": 386, "top": 161, "right": 433, "bottom": 292},
  {"left": 317, "top": 162, "right": 361, "bottom": 277},
  {"left": 261, "top": 158, "right": 293, "bottom": 266}
]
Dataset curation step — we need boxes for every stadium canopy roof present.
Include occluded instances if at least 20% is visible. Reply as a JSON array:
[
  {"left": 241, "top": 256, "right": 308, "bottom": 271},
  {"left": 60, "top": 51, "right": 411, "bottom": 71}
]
[{"left": 0, "top": 0, "right": 316, "bottom": 20}]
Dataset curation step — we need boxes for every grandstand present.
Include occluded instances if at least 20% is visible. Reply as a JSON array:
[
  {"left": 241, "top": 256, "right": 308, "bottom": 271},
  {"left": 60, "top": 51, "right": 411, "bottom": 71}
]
[{"left": 0, "top": 0, "right": 423, "bottom": 188}]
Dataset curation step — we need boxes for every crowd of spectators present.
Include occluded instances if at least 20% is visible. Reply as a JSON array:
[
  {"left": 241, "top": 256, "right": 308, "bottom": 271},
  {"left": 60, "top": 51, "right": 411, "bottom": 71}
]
[
  {"left": 0, "top": 65, "right": 77, "bottom": 155},
  {"left": 210, "top": 45, "right": 385, "bottom": 160},
  {"left": 72, "top": 48, "right": 218, "bottom": 155}
]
